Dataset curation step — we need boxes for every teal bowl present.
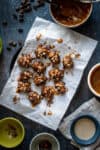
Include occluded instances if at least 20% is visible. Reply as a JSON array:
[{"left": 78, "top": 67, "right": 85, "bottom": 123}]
[{"left": 70, "top": 115, "right": 100, "bottom": 146}]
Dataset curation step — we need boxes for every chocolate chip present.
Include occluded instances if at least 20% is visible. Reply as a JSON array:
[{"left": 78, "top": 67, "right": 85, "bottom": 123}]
[
  {"left": 21, "top": 1, "right": 26, "bottom": 5},
  {"left": 2, "top": 21, "right": 8, "bottom": 26},
  {"left": 19, "top": 18, "right": 24, "bottom": 23},
  {"left": 12, "top": 14, "right": 18, "bottom": 20},
  {"left": 8, "top": 41, "right": 17, "bottom": 47},
  {"left": 18, "top": 28, "right": 23, "bottom": 33},
  {"left": 18, "top": 41, "right": 23, "bottom": 47},
  {"left": 24, "top": 6, "right": 32, "bottom": 12},
  {"left": 19, "top": 13, "right": 24, "bottom": 18},
  {"left": 19, "top": 9, "right": 24, "bottom": 15},
  {"left": 8, "top": 41, "right": 14, "bottom": 46},
  {"left": 7, "top": 46, "right": 11, "bottom": 51},
  {"left": 16, "top": 7, "right": 20, "bottom": 12},
  {"left": 25, "top": 2, "right": 31, "bottom": 6},
  {"left": 12, "top": 42, "right": 17, "bottom": 47}
]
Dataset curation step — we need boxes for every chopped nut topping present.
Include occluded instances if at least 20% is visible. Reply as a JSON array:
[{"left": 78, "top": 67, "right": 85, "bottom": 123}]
[
  {"left": 28, "top": 91, "right": 41, "bottom": 106},
  {"left": 32, "top": 61, "right": 46, "bottom": 74},
  {"left": 16, "top": 81, "right": 31, "bottom": 93},
  {"left": 41, "top": 86, "right": 55, "bottom": 105},
  {"left": 13, "top": 95, "right": 20, "bottom": 104},
  {"left": 75, "top": 53, "right": 80, "bottom": 58},
  {"left": 47, "top": 111, "right": 52, "bottom": 116},
  {"left": 48, "top": 51, "right": 60, "bottom": 65},
  {"left": 35, "top": 44, "right": 49, "bottom": 59},
  {"left": 57, "top": 38, "right": 63, "bottom": 43},
  {"left": 18, "top": 54, "right": 33, "bottom": 68},
  {"left": 33, "top": 74, "right": 47, "bottom": 86},
  {"left": 18, "top": 71, "right": 33, "bottom": 81},
  {"left": 70, "top": 51, "right": 81, "bottom": 59},
  {"left": 63, "top": 55, "right": 73, "bottom": 69},
  {"left": 36, "top": 33, "right": 42, "bottom": 41},
  {"left": 49, "top": 68, "right": 64, "bottom": 81},
  {"left": 55, "top": 81, "right": 67, "bottom": 94}
]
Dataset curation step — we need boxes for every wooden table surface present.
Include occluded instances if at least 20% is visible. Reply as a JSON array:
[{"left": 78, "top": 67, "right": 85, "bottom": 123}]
[{"left": 0, "top": 0, "right": 100, "bottom": 150}]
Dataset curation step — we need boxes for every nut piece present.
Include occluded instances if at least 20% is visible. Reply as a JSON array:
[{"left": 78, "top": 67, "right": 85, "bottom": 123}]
[
  {"left": 18, "top": 54, "right": 33, "bottom": 68},
  {"left": 49, "top": 68, "right": 64, "bottom": 81},
  {"left": 16, "top": 81, "right": 31, "bottom": 93},
  {"left": 63, "top": 55, "right": 73, "bottom": 69},
  {"left": 48, "top": 51, "right": 60, "bottom": 66},
  {"left": 36, "top": 33, "right": 42, "bottom": 41},
  {"left": 33, "top": 74, "right": 47, "bottom": 86},
  {"left": 32, "top": 61, "right": 46, "bottom": 74},
  {"left": 56, "top": 38, "right": 63, "bottom": 43},
  {"left": 13, "top": 95, "right": 20, "bottom": 104},
  {"left": 18, "top": 71, "right": 33, "bottom": 81},
  {"left": 28, "top": 91, "right": 41, "bottom": 106},
  {"left": 55, "top": 81, "right": 67, "bottom": 94},
  {"left": 35, "top": 44, "right": 49, "bottom": 59},
  {"left": 41, "top": 86, "right": 55, "bottom": 104}
]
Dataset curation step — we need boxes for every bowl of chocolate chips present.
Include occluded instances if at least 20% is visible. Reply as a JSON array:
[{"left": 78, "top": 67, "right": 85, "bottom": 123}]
[{"left": 29, "top": 132, "right": 60, "bottom": 150}]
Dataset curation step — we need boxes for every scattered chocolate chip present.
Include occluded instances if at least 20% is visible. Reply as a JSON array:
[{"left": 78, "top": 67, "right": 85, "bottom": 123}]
[
  {"left": 19, "top": 17, "right": 24, "bottom": 22},
  {"left": 18, "top": 40, "right": 23, "bottom": 45},
  {"left": 25, "top": 2, "right": 31, "bottom": 7},
  {"left": 16, "top": 7, "right": 20, "bottom": 12},
  {"left": 8, "top": 40, "right": 13, "bottom": 46},
  {"left": 2, "top": 20, "right": 8, "bottom": 26},
  {"left": 18, "top": 28, "right": 23, "bottom": 33},
  {"left": 43, "top": 111, "right": 46, "bottom": 116},
  {"left": 8, "top": 41, "right": 17, "bottom": 47},
  {"left": 19, "top": 9, "right": 24, "bottom": 15},
  {"left": 12, "top": 13, "right": 18, "bottom": 20},
  {"left": 12, "top": 42, "right": 17, "bottom": 47},
  {"left": 24, "top": 5, "right": 32, "bottom": 12},
  {"left": 19, "top": 13, "right": 24, "bottom": 18},
  {"left": 18, "top": 40, "right": 23, "bottom": 47},
  {"left": 7, "top": 46, "right": 11, "bottom": 51}
]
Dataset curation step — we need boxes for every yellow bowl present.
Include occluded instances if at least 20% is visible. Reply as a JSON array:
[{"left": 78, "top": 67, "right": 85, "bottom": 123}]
[{"left": 0, "top": 117, "right": 25, "bottom": 148}]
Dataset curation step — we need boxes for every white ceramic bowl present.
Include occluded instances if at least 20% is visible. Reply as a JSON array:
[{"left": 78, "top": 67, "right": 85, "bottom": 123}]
[
  {"left": 29, "top": 132, "right": 60, "bottom": 150},
  {"left": 50, "top": 3, "right": 93, "bottom": 28},
  {"left": 87, "top": 63, "right": 100, "bottom": 97}
]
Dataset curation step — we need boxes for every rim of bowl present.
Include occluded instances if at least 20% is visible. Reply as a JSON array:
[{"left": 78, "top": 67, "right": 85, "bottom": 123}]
[
  {"left": 49, "top": 3, "right": 93, "bottom": 28},
  {"left": 29, "top": 132, "right": 60, "bottom": 150},
  {"left": 0, "top": 117, "right": 25, "bottom": 148},
  {"left": 87, "top": 63, "right": 100, "bottom": 97},
  {"left": 70, "top": 114, "right": 100, "bottom": 146}
]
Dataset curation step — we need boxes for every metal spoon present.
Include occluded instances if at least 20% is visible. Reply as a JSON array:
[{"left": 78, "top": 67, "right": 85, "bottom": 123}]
[
  {"left": 45, "top": 0, "right": 59, "bottom": 7},
  {"left": 44, "top": 0, "right": 60, "bottom": 9},
  {"left": 75, "top": 0, "right": 100, "bottom": 3},
  {"left": 45, "top": 0, "right": 100, "bottom": 4}
]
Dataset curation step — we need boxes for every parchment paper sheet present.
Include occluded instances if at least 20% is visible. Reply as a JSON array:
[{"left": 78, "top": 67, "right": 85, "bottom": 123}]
[{"left": 0, "top": 17, "right": 98, "bottom": 130}]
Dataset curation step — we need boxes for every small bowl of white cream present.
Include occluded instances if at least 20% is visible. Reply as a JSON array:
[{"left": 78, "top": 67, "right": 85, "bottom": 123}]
[{"left": 70, "top": 115, "right": 100, "bottom": 146}]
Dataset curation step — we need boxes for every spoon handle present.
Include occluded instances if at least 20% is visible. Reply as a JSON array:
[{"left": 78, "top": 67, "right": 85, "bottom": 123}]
[
  {"left": 44, "top": 0, "right": 58, "bottom": 6},
  {"left": 78, "top": 0, "right": 100, "bottom": 3}
]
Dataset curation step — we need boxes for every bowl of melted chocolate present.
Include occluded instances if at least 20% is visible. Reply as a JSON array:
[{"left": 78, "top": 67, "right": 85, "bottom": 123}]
[
  {"left": 50, "top": 0, "right": 93, "bottom": 28},
  {"left": 88, "top": 63, "right": 100, "bottom": 97}
]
